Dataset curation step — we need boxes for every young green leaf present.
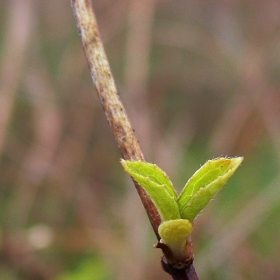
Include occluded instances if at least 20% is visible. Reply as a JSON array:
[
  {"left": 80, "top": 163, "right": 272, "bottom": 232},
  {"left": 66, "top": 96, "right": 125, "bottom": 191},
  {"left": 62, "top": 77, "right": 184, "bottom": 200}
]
[
  {"left": 178, "top": 157, "right": 243, "bottom": 221},
  {"left": 120, "top": 160, "right": 180, "bottom": 221},
  {"left": 158, "top": 219, "right": 193, "bottom": 261}
]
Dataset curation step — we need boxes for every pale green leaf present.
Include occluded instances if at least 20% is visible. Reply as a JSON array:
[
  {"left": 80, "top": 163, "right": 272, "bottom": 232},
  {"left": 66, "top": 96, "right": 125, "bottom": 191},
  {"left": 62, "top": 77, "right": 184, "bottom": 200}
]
[
  {"left": 120, "top": 160, "right": 180, "bottom": 221},
  {"left": 178, "top": 157, "right": 243, "bottom": 221},
  {"left": 158, "top": 219, "right": 193, "bottom": 261},
  {"left": 121, "top": 160, "right": 177, "bottom": 198}
]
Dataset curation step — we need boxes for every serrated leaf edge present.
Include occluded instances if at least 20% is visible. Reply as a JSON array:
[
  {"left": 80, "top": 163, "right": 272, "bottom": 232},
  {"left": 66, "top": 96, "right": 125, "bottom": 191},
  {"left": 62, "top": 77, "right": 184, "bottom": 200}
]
[{"left": 179, "top": 157, "right": 243, "bottom": 220}]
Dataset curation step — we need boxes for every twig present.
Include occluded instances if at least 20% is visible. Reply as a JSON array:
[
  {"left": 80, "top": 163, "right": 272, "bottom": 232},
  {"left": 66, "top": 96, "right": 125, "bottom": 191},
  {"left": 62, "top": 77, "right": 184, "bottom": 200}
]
[
  {"left": 70, "top": 0, "right": 161, "bottom": 240},
  {"left": 162, "top": 257, "right": 199, "bottom": 280},
  {"left": 70, "top": 1, "right": 199, "bottom": 279}
]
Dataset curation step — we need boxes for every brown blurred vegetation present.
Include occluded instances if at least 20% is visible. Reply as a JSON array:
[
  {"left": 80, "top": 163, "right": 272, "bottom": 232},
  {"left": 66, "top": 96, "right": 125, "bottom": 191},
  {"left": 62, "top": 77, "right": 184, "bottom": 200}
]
[{"left": 1, "top": 0, "right": 280, "bottom": 279}]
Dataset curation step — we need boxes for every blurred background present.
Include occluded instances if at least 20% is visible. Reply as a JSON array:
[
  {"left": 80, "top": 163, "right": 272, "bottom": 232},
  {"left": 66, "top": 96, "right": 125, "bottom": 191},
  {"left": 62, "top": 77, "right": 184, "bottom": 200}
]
[{"left": 1, "top": 0, "right": 280, "bottom": 279}]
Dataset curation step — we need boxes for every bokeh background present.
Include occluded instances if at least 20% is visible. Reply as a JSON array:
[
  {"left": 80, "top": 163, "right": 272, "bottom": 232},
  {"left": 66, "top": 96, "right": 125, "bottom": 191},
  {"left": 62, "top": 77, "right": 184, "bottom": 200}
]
[{"left": 1, "top": 0, "right": 280, "bottom": 279}]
